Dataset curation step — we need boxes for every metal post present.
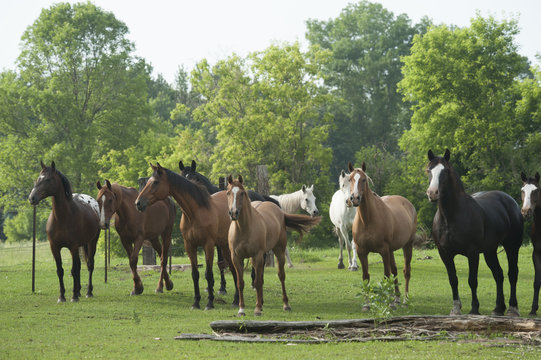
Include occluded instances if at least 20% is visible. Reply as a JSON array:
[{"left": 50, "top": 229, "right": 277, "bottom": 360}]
[
  {"left": 104, "top": 228, "right": 108, "bottom": 283},
  {"left": 107, "top": 228, "right": 111, "bottom": 269},
  {"left": 32, "top": 206, "right": 36, "bottom": 293}
]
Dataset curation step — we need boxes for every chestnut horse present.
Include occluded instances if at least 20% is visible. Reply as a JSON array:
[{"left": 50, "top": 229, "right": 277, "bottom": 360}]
[
  {"left": 348, "top": 162, "right": 417, "bottom": 310},
  {"left": 520, "top": 171, "right": 541, "bottom": 316},
  {"left": 135, "top": 163, "right": 238, "bottom": 310},
  {"left": 226, "top": 175, "right": 322, "bottom": 316},
  {"left": 28, "top": 161, "right": 101, "bottom": 302},
  {"left": 96, "top": 180, "right": 176, "bottom": 295},
  {"left": 426, "top": 149, "right": 523, "bottom": 316}
]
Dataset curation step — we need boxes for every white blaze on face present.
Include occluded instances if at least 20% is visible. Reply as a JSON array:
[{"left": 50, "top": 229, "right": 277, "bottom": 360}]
[
  {"left": 522, "top": 184, "right": 538, "bottom": 212},
  {"left": 231, "top": 186, "right": 240, "bottom": 211},
  {"left": 352, "top": 173, "right": 361, "bottom": 197},
  {"left": 100, "top": 195, "right": 106, "bottom": 225},
  {"left": 427, "top": 164, "right": 445, "bottom": 197}
]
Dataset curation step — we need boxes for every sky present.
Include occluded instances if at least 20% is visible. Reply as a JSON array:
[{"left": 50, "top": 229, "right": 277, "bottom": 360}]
[{"left": 0, "top": 0, "right": 539, "bottom": 84}]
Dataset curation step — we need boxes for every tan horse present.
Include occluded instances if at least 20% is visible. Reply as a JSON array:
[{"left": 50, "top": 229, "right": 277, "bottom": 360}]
[
  {"left": 135, "top": 163, "right": 238, "bottom": 310},
  {"left": 226, "top": 175, "right": 321, "bottom": 316},
  {"left": 96, "top": 180, "right": 176, "bottom": 295},
  {"left": 348, "top": 162, "right": 417, "bottom": 310}
]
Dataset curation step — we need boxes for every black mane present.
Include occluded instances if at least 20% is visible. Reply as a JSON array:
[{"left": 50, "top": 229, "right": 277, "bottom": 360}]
[
  {"left": 54, "top": 168, "right": 73, "bottom": 200},
  {"left": 163, "top": 168, "right": 210, "bottom": 208}
]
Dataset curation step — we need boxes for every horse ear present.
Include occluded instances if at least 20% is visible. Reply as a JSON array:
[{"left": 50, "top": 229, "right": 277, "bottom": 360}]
[
  {"left": 238, "top": 175, "right": 243, "bottom": 184},
  {"left": 191, "top": 160, "right": 196, "bottom": 172},
  {"left": 96, "top": 181, "right": 102, "bottom": 190},
  {"left": 105, "top": 180, "right": 112, "bottom": 190},
  {"left": 40, "top": 160, "right": 46, "bottom": 170},
  {"left": 428, "top": 150, "right": 435, "bottom": 161},
  {"left": 150, "top": 163, "right": 157, "bottom": 171},
  {"left": 309, "top": 184, "right": 314, "bottom": 191},
  {"left": 340, "top": 169, "right": 346, "bottom": 179},
  {"left": 361, "top": 162, "right": 366, "bottom": 172},
  {"left": 536, "top": 172, "right": 540, "bottom": 183},
  {"left": 179, "top": 161, "right": 184, "bottom": 171},
  {"left": 348, "top": 162, "right": 354, "bottom": 172},
  {"left": 227, "top": 175, "right": 233, "bottom": 185},
  {"left": 302, "top": 184, "right": 307, "bottom": 193},
  {"left": 444, "top": 149, "right": 450, "bottom": 161},
  {"left": 521, "top": 172, "right": 527, "bottom": 182},
  {"left": 51, "top": 161, "right": 56, "bottom": 172}
]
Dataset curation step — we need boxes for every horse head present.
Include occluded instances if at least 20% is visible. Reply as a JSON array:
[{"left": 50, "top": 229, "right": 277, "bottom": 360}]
[
  {"left": 348, "top": 162, "right": 369, "bottom": 207},
  {"left": 226, "top": 175, "right": 246, "bottom": 221},
  {"left": 520, "top": 171, "right": 541, "bottom": 218},
  {"left": 339, "top": 170, "right": 353, "bottom": 207},
  {"left": 29, "top": 161, "right": 71, "bottom": 205},
  {"left": 135, "top": 163, "right": 170, "bottom": 212},
  {"left": 96, "top": 180, "right": 117, "bottom": 229},
  {"left": 425, "top": 149, "right": 452, "bottom": 202},
  {"left": 300, "top": 184, "right": 319, "bottom": 217}
]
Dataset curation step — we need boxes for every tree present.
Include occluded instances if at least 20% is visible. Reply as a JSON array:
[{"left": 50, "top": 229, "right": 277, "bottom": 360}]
[
  {"left": 397, "top": 14, "right": 532, "bottom": 227},
  {"left": 306, "top": 1, "right": 430, "bottom": 175}
]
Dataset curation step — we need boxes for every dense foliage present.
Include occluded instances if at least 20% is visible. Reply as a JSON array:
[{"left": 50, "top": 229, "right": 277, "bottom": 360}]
[{"left": 0, "top": 1, "right": 540, "bottom": 249}]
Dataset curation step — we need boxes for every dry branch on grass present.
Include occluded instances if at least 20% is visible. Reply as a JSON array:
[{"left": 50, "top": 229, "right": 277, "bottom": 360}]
[{"left": 175, "top": 315, "right": 541, "bottom": 344}]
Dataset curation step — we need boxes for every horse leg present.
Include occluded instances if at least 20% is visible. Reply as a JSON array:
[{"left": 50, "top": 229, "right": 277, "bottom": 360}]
[
  {"left": 337, "top": 227, "right": 345, "bottom": 269},
  {"left": 483, "top": 251, "right": 505, "bottom": 316},
  {"left": 231, "top": 254, "right": 246, "bottom": 316},
  {"left": 357, "top": 248, "right": 370, "bottom": 311},
  {"left": 185, "top": 242, "right": 201, "bottom": 310},
  {"left": 220, "top": 245, "right": 239, "bottom": 307},
  {"left": 402, "top": 242, "right": 413, "bottom": 304},
  {"left": 203, "top": 242, "right": 215, "bottom": 310},
  {"left": 85, "top": 234, "right": 98, "bottom": 298},
  {"left": 285, "top": 247, "right": 294, "bottom": 268},
  {"left": 150, "top": 237, "right": 165, "bottom": 293},
  {"left": 160, "top": 233, "right": 174, "bottom": 291},
  {"left": 216, "top": 246, "right": 227, "bottom": 295},
  {"left": 439, "top": 251, "right": 461, "bottom": 315},
  {"left": 129, "top": 237, "right": 144, "bottom": 295},
  {"left": 504, "top": 244, "right": 520, "bottom": 316},
  {"left": 345, "top": 229, "right": 358, "bottom": 271},
  {"left": 531, "top": 247, "right": 541, "bottom": 316},
  {"left": 252, "top": 253, "right": 265, "bottom": 316},
  {"left": 69, "top": 247, "right": 82, "bottom": 302},
  {"left": 387, "top": 251, "right": 400, "bottom": 306},
  {"left": 466, "top": 254, "right": 480, "bottom": 315},
  {"left": 51, "top": 244, "right": 66, "bottom": 303},
  {"left": 275, "top": 248, "right": 291, "bottom": 312}
]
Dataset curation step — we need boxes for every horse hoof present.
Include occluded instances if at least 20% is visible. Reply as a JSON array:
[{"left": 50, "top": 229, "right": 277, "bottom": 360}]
[
  {"left": 450, "top": 309, "right": 461, "bottom": 316},
  {"left": 130, "top": 290, "right": 143, "bottom": 296},
  {"left": 191, "top": 304, "right": 201, "bottom": 310},
  {"left": 288, "top": 264, "right": 294, "bottom": 268},
  {"left": 338, "top": 262, "right": 345, "bottom": 269},
  {"left": 491, "top": 309, "right": 505, "bottom": 316},
  {"left": 237, "top": 310, "right": 246, "bottom": 317},
  {"left": 71, "top": 297, "right": 79, "bottom": 303},
  {"left": 348, "top": 266, "right": 358, "bottom": 272},
  {"left": 86, "top": 293, "right": 93, "bottom": 299},
  {"left": 283, "top": 305, "right": 291, "bottom": 311},
  {"left": 218, "top": 290, "right": 227, "bottom": 296},
  {"left": 254, "top": 311, "right": 262, "bottom": 316},
  {"left": 57, "top": 297, "right": 66, "bottom": 303},
  {"left": 205, "top": 305, "right": 215, "bottom": 311},
  {"left": 155, "top": 288, "right": 164, "bottom": 294},
  {"left": 468, "top": 310, "right": 480, "bottom": 315},
  {"left": 528, "top": 311, "right": 537, "bottom": 317},
  {"left": 166, "top": 281, "right": 174, "bottom": 291},
  {"left": 506, "top": 306, "right": 520, "bottom": 317}
]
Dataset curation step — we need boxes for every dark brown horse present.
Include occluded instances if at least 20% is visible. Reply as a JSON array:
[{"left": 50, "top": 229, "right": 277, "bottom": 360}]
[
  {"left": 426, "top": 150, "right": 523, "bottom": 316},
  {"left": 226, "top": 175, "right": 321, "bottom": 316},
  {"left": 520, "top": 171, "right": 541, "bottom": 316},
  {"left": 28, "top": 161, "right": 101, "bottom": 302},
  {"left": 135, "top": 163, "right": 238, "bottom": 310},
  {"left": 96, "top": 180, "right": 176, "bottom": 295},
  {"left": 348, "top": 162, "right": 417, "bottom": 310}
]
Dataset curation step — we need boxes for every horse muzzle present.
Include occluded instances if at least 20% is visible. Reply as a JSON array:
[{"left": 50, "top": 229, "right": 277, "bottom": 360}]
[
  {"left": 426, "top": 188, "right": 439, "bottom": 202},
  {"left": 228, "top": 209, "right": 239, "bottom": 221},
  {"left": 349, "top": 195, "right": 361, "bottom": 207},
  {"left": 135, "top": 198, "right": 148, "bottom": 212},
  {"left": 28, "top": 190, "right": 42, "bottom": 206},
  {"left": 521, "top": 207, "right": 533, "bottom": 218}
]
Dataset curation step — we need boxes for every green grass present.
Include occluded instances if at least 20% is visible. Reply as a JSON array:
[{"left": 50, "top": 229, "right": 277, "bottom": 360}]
[{"left": 1, "top": 242, "right": 540, "bottom": 359}]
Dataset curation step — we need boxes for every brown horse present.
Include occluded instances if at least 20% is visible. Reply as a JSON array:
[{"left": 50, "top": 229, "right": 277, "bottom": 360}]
[
  {"left": 135, "top": 163, "right": 238, "bottom": 310},
  {"left": 348, "top": 162, "right": 417, "bottom": 310},
  {"left": 96, "top": 180, "right": 176, "bottom": 295},
  {"left": 28, "top": 161, "right": 101, "bottom": 302},
  {"left": 226, "top": 175, "right": 322, "bottom": 316},
  {"left": 520, "top": 171, "right": 541, "bottom": 316}
]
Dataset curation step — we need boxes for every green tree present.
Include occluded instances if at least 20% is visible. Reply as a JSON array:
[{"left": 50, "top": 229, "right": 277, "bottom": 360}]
[
  {"left": 397, "top": 15, "right": 532, "bottom": 227},
  {"left": 306, "top": 1, "right": 430, "bottom": 175}
]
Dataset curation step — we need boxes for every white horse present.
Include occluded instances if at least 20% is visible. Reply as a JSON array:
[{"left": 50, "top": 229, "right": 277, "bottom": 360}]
[
  {"left": 329, "top": 170, "right": 358, "bottom": 270},
  {"left": 270, "top": 185, "right": 319, "bottom": 267}
]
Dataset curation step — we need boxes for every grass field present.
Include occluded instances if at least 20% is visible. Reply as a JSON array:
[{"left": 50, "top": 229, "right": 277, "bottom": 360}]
[{"left": 1, "top": 241, "right": 540, "bottom": 359}]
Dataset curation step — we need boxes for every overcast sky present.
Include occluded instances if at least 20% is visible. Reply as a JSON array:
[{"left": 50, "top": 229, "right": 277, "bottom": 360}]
[{"left": 1, "top": 0, "right": 539, "bottom": 84}]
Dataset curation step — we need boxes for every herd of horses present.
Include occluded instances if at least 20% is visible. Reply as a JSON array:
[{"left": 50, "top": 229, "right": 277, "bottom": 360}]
[{"left": 27, "top": 150, "right": 541, "bottom": 317}]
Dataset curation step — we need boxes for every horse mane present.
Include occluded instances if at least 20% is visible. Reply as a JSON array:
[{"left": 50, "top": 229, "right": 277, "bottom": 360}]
[
  {"left": 55, "top": 169, "right": 73, "bottom": 200},
  {"left": 164, "top": 168, "right": 210, "bottom": 208}
]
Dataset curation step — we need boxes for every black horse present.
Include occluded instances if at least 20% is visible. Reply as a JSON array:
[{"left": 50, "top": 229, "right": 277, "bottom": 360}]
[
  {"left": 520, "top": 171, "right": 541, "bottom": 316},
  {"left": 179, "top": 160, "right": 280, "bottom": 292},
  {"left": 426, "top": 149, "right": 523, "bottom": 316}
]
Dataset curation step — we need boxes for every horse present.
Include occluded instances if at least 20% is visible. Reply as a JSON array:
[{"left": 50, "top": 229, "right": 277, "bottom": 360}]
[
  {"left": 520, "top": 171, "right": 541, "bottom": 316},
  {"left": 348, "top": 162, "right": 417, "bottom": 310},
  {"left": 28, "top": 161, "right": 101, "bottom": 302},
  {"left": 329, "top": 170, "right": 358, "bottom": 270},
  {"left": 179, "top": 160, "right": 291, "bottom": 271},
  {"left": 226, "top": 175, "right": 322, "bottom": 316},
  {"left": 135, "top": 163, "right": 238, "bottom": 310},
  {"left": 96, "top": 180, "right": 176, "bottom": 295},
  {"left": 426, "top": 149, "right": 523, "bottom": 316}
]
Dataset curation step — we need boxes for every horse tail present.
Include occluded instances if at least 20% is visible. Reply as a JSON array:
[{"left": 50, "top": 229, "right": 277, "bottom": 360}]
[{"left": 284, "top": 213, "right": 322, "bottom": 236}]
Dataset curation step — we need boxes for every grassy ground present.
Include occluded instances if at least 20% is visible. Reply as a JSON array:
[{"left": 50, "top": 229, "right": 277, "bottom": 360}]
[{"left": 0, "top": 242, "right": 540, "bottom": 359}]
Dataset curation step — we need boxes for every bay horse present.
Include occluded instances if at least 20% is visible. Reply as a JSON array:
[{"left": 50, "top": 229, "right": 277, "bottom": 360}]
[
  {"left": 135, "top": 163, "right": 238, "bottom": 310},
  {"left": 426, "top": 149, "right": 523, "bottom": 316},
  {"left": 520, "top": 171, "right": 541, "bottom": 316},
  {"left": 28, "top": 161, "right": 101, "bottom": 302},
  {"left": 96, "top": 180, "right": 176, "bottom": 295},
  {"left": 226, "top": 175, "right": 321, "bottom": 316},
  {"left": 348, "top": 162, "right": 417, "bottom": 310},
  {"left": 329, "top": 170, "right": 358, "bottom": 270}
]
